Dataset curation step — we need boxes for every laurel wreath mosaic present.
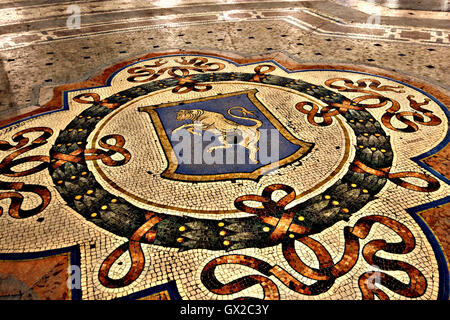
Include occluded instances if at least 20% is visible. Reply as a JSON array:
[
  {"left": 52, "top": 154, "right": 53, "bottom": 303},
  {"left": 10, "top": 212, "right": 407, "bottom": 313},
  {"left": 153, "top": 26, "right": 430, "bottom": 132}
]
[{"left": 0, "top": 52, "right": 448, "bottom": 300}]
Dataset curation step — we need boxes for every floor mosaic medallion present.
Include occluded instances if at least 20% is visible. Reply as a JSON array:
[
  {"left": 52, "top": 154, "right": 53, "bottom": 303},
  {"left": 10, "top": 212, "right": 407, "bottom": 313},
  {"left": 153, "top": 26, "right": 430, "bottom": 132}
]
[{"left": 0, "top": 50, "right": 448, "bottom": 300}]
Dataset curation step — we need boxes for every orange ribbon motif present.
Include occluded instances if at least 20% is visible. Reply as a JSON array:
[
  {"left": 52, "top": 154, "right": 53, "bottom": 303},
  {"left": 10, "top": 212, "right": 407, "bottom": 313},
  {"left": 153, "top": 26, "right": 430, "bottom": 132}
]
[
  {"left": 249, "top": 65, "right": 276, "bottom": 83},
  {"left": 234, "top": 184, "right": 312, "bottom": 242},
  {"left": 201, "top": 215, "right": 427, "bottom": 300},
  {"left": 0, "top": 127, "right": 53, "bottom": 176},
  {"left": 98, "top": 212, "right": 163, "bottom": 288},
  {"left": 0, "top": 181, "right": 51, "bottom": 219},
  {"left": 51, "top": 134, "right": 131, "bottom": 169},
  {"left": 318, "top": 78, "right": 442, "bottom": 132},
  {"left": 351, "top": 160, "right": 440, "bottom": 192},
  {"left": 73, "top": 93, "right": 120, "bottom": 109},
  {"left": 0, "top": 127, "right": 53, "bottom": 219},
  {"left": 172, "top": 74, "right": 212, "bottom": 94},
  {"left": 126, "top": 57, "right": 225, "bottom": 83}
]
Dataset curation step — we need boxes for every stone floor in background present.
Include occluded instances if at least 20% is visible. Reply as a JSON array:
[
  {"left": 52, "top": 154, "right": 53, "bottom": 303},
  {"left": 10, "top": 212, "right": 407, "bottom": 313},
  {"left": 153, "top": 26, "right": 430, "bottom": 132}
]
[{"left": 0, "top": 0, "right": 448, "bottom": 301}]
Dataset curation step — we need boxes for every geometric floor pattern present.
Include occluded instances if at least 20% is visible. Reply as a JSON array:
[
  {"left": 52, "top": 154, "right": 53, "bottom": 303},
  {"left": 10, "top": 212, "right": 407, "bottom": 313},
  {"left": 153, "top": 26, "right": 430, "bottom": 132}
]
[
  {"left": 0, "top": 0, "right": 448, "bottom": 301},
  {"left": 1, "top": 51, "right": 448, "bottom": 300}
]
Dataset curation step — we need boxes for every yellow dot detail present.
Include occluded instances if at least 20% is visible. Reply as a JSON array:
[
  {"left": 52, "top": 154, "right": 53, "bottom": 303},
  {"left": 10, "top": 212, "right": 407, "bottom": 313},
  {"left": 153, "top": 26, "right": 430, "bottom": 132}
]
[
  {"left": 57, "top": 180, "right": 63, "bottom": 184},
  {"left": 77, "top": 129, "right": 83, "bottom": 132},
  {"left": 362, "top": 189, "right": 369, "bottom": 194},
  {"left": 179, "top": 226, "right": 186, "bottom": 232},
  {"left": 101, "top": 205, "right": 108, "bottom": 210},
  {"left": 363, "top": 133, "right": 369, "bottom": 136},
  {"left": 324, "top": 195, "right": 331, "bottom": 200},
  {"left": 298, "top": 216, "right": 305, "bottom": 221},
  {"left": 218, "top": 222, "right": 225, "bottom": 227},
  {"left": 75, "top": 195, "right": 82, "bottom": 201},
  {"left": 263, "top": 227, "right": 270, "bottom": 232},
  {"left": 57, "top": 144, "right": 62, "bottom": 147},
  {"left": 91, "top": 213, "right": 97, "bottom": 218},
  {"left": 219, "top": 230, "right": 226, "bottom": 236},
  {"left": 70, "top": 176, "right": 76, "bottom": 180},
  {"left": 371, "top": 147, "right": 377, "bottom": 151},
  {"left": 223, "top": 240, "right": 230, "bottom": 246},
  {"left": 289, "top": 234, "right": 295, "bottom": 239},
  {"left": 342, "top": 208, "right": 349, "bottom": 213},
  {"left": 351, "top": 183, "right": 357, "bottom": 188},
  {"left": 177, "top": 237, "right": 184, "bottom": 243},
  {"left": 111, "top": 199, "right": 118, "bottom": 203},
  {"left": 81, "top": 172, "right": 88, "bottom": 176},
  {"left": 381, "top": 149, "right": 387, "bottom": 153},
  {"left": 375, "top": 133, "right": 381, "bottom": 137},
  {"left": 359, "top": 145, "right": 365, "bottom": 149},
  {"left": 86, "top": 190, "right": 94, "bottom": 195},
  {"left": 332, "top": 200, "right": 340, "bottom": 206}
]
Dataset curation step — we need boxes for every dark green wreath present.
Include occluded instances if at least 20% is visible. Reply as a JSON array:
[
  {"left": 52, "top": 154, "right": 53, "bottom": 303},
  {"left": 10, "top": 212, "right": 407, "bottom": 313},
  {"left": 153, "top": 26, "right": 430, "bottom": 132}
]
[{"left": 49, "top": 71, "right": 393, "bottom": 251}]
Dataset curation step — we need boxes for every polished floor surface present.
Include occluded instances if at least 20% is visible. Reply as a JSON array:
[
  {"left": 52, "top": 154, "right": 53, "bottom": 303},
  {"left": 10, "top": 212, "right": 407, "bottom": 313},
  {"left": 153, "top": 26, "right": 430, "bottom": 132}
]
[{"left": 0, "top": 0, "right": 449, "bottom": 300}]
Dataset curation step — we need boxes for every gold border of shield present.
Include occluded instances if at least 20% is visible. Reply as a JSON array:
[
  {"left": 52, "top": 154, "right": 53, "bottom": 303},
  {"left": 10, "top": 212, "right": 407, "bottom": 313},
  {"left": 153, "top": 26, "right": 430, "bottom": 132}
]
[{"left": 139, "top": 89, "right": 314, "bottom": 182}]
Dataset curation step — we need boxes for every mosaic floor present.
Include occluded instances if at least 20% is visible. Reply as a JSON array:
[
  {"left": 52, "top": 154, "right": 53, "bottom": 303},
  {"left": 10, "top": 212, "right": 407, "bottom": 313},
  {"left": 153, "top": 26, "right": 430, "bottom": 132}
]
[{"left": 0, "top": 0, "right": 448, "bottom": 301}]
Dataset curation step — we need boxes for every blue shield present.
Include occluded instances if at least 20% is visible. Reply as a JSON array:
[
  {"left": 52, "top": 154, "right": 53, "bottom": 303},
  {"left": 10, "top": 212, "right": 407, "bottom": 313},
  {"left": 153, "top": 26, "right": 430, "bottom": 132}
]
[{"left": 139, "top": 89, "right": 313, "bottom": 182}]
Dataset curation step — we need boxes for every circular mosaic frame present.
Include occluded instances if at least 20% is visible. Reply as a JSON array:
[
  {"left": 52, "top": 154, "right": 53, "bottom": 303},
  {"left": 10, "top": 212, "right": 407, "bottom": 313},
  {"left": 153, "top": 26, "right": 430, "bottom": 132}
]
[{"left": 49, "top": 68, "right": 395, "bottom": 251}]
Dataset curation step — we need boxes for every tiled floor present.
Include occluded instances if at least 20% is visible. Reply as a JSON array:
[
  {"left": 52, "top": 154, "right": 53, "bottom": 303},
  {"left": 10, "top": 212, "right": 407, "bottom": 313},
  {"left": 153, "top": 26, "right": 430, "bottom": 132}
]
[{"left": 0, "top": 0, "right": 448, "bottom": 300}]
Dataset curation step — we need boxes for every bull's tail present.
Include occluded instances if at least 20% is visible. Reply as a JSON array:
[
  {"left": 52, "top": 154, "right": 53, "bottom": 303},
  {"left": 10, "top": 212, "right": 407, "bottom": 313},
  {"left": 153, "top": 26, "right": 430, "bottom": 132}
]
[{"left": 227, "top": 106, "right": 263, "bottom": 129}]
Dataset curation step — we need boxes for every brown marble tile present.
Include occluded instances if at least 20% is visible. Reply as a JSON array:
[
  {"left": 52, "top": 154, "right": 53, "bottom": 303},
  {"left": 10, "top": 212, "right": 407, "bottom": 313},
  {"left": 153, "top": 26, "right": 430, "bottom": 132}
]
[
  {"left": 0, "top": 254, "right": 71, "bottom": 300},
  {"left": 400, "top": 30, "right": 432, "bottom": 40},
  {"left": 420, "top": 202, "right": 450, "bottom": 261},
  {"left": 423, "top": 145, "right": 450, "bottom": 180}
]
